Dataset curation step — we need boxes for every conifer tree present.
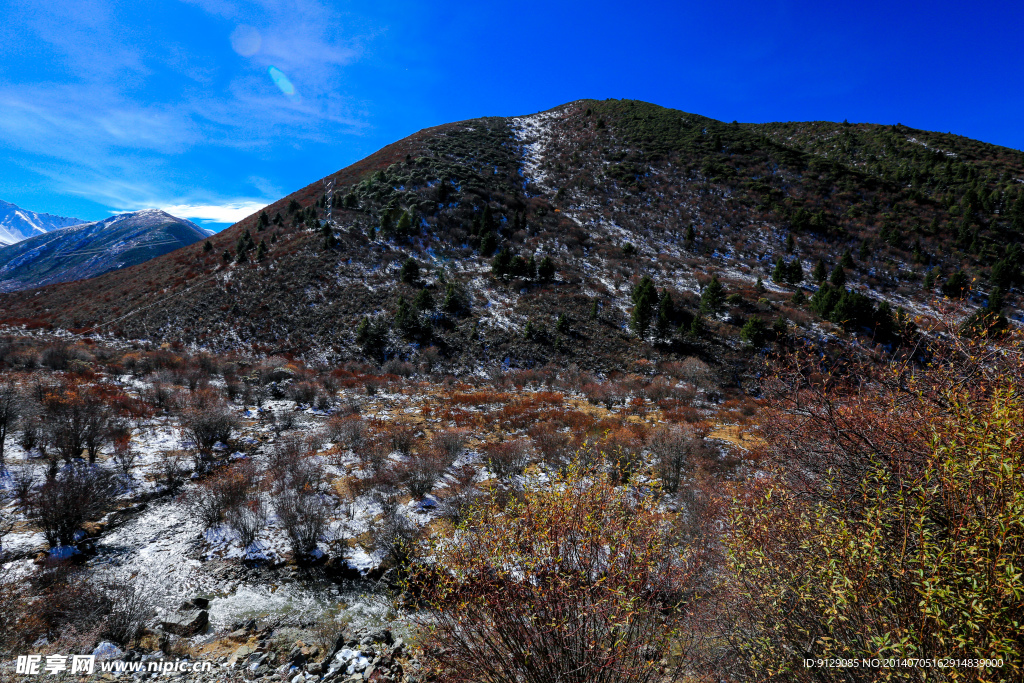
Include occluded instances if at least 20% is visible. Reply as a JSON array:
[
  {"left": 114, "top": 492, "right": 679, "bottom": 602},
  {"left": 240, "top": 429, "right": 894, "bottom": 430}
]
[
  {"left": 400, "top": 258, "right": 420, "bottom": 285},
  {"left": 394, "top": 296, "right": 413, "bottom": 333},
  {"left": 941, "top": 270, "right": 969, "bottom": 298},
  {"left": 840, "top": 249, "right": 855, "bottom": 270},
  {"left": 442, "top": 281, "right": 466, "bottom": 316},
  {"left": 555, "top": 313, "right": 569, "bottom": 334},
  {"left": 656, "top": 289, "right": 674, "bottom": 337},
  {"left": 829, "top": 265, "right": 846, "bottom": 288},
  {"left": 700, "top": 275, "right": 725, "bottom": 315},
  {"left": 786, "top": 259, "right": 804, "bottom": 285},
  {"left": 396, "top": 211, "right": 413, "bottom": 239},
  {"left": 812, "top": 259, "right": 827, "bottom": 283},
  {"left": 480, "top": 231, "right": 497, "bottom": 256},
  {"left": 413, "top": 288, "right": 434, "bottom": 311},
  {"left": 491, "top": 249, "right": 510, "bottom": 279},
  {"left": 537, "top": 256, "right": 555, "bottom": 283},
  {"left": 629, "top": 276, "right": 658, "bottom": 337},
  {"left": 203, "top": 240, "right": 213, "bottom": 253},
  {"left": 772, "top": 258, "right": 787, "bottom": 283},
  {"left": 481, "top": 205, "right": 493, "bottom": 234}
]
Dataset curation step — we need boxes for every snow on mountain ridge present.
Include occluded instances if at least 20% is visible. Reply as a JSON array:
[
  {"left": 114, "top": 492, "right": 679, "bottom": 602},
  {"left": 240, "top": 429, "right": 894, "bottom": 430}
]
[{"left": 0, "top": 199, "right": 87, "bottom": 246}]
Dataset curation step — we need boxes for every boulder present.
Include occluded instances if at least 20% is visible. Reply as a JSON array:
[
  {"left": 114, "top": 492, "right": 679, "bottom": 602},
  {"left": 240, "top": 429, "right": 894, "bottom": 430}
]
[
  {"left": 160, "top": 609, "right": 208, "bottom": 636},
  {"left": 228, "top": 644, "right": 256, "bottom": 667}
]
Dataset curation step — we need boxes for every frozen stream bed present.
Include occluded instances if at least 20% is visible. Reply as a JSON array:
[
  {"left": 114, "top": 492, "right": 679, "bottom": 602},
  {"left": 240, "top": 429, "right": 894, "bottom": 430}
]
[{"left": 88, "top": 494, "right": 391, "bottom": 635}]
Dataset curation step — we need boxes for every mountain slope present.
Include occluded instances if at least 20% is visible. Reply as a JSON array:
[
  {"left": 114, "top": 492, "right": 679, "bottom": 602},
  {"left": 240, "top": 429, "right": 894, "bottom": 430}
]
[
  {"left": 0, "top": 100, "right": 1021, "bottom": 371},
  {"left": 0, "top": 209, "right": 207, "bottom": 292},
  {"left": 0, "top": 199, "right": 87, "bottom": 245}
]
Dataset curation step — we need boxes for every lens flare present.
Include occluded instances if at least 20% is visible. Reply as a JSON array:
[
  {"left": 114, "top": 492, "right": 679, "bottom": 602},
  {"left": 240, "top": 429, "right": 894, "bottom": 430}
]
[
  {"left": 268, "top": 66, "right": 297, "bottom": 98},
  {"left": 230, "top": 25, "right": 261, "bottom": 57}
]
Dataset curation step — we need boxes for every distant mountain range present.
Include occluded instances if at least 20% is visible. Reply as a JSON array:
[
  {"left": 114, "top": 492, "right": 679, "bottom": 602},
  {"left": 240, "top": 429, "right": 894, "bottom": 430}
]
[
  {"left": 0, "top": 209, "right": 208, "bottom": 292},
  {"left": 0, "top": 199, "right": 88, "bottom": 245}
]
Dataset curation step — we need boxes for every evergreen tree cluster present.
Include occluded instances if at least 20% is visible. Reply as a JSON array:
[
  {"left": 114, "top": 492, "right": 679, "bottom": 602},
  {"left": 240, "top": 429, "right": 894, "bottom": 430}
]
[
  {"left": 492, "top": 250, "right": 554, "bottom": 283},
  {"left": 772, "top": 257, "right": 804, "bottom": 285},
  {"left": 235, "top": 229, "right": 256, "bottom": 262},
  {"left": 809, "top": 282, "right": 898, "bottom": 340}
]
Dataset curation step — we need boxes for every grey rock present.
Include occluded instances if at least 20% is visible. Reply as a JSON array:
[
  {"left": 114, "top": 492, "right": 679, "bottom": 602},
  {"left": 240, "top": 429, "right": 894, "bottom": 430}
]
[{"left": 160, "top": 609, "right": 208, "bottom": 636}]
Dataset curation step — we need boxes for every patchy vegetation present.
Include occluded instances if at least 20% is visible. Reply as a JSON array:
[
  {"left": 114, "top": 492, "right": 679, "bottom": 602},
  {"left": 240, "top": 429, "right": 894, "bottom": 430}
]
[{"left": 1, "top": 99, "right": 1022, "bottom": 681}]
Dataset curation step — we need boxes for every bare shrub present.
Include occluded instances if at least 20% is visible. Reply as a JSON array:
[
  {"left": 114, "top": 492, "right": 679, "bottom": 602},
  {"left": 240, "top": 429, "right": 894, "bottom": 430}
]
[
  {"left": 373, "top": 496, "right": 420, "bottom": 570},
  {"left": 394, "top": 451, "right": 448, "bottom": 498},
  {"left": 288, "top": 380, "right": 318, "bottom": 407},
  {"left": 0, "top": 511, "right": 13, "bottom": 556},
  {"left": 266, "top": 434, "right": 317, "bottom": 484},
  {"left": 11, "top": 463, "right": 36, "bottom": 511},
  {"left": 39, "top": 378, "right": 112, "bottom": 465},
  {"left": 0, "top": 564, "right": 26, "bottom": 651},
  {"left": 483, "top": 438, "right": 531, "bottom": 479},
  {"left": 528, "top": 422, "right": 570, "bottom": 467},
  {"left": 650, "top": 425, "right": 696, "bottom": 493},
  {"left": 101, "top": 581, "right": 153, "bottom": 647},
  {"left": 311, "top": 607, "right": 351, "bottom": 656},
  {"left": 0, "top": 378, "right": 22, "bottom": 469},
  {"left": 18, "top": 415, "right": 42, "bottom": 453},
  {"left": 179, "top": 394, "right": 237, "bottom": 469},
  {"left": 603, "top": 427, "right": 645, "bottom": 484},
  {"left": 40, "top": 343, "right": 71, "bottom": 370},
  {"left": 430, "top": 428, "right": 468, "bottom": 465},
  {"left": 437, "top": 464, "right": 480, "bottom": 523},
  {"left": 274, "top": 489, "right": 330, "bottom": 562},
  {"left": 145, "top": 376, "right": 172, "bottom": 410},
  {"left": 326, "top": 414, "right": 365, "bottom": 451},
  {"left": 273, "top": 457, "right": 330, "bottom": 561},
  {"left": 108, "top": 419, "right": 138, "bottom": 481},
  {"left": 680, "top": 356, "right": 716, "bottom": 391},
  {"left": 23, "top": 564, "right": 111, "bottom": 646},
  {"left": 384, "top": 423, "right": 418, "bottom": 455},
  {"left": 226, "top": 498, "right": 268, "bottom": 554},
  {"left": 273, "top": 407, "right": 295, "bottom": 433},
  {"left": 184, "top": 461, "right": 256, "bottom": 530},
  {"left": 32, "top": 462, "right": 118, "bottom": 548},
  {"left": 158, "top": 450, "right": 189, "bottom": 493}
]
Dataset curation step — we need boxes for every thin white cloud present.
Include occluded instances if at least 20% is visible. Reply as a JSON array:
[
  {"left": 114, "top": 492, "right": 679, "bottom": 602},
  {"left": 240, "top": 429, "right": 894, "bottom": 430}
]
[
  {"left": 157, "top": 201, "right": 268, "bottom": 225},
  {"left": 1, "top": 0, "right": 375, "bottom": 217}
]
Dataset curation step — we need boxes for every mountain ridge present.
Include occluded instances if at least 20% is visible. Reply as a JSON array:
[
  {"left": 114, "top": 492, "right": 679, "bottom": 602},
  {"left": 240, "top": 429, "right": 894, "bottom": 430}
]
[
  {"left": 0, "top": 209, "right": 208, "bottom": 293},
  {"left": 0, "top": 199, "right": 88, "bottom": 246},
  {"left": 1, "top": 99, "right": 1021, "bottom": 371}
]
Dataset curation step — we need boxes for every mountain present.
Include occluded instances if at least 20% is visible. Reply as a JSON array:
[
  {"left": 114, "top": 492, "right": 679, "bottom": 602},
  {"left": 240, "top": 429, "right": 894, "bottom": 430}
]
[
  {"left": 0, "top": 199, "right": 88, "bottom": 245},
  {"left": 0, "top": 100, "right": 1021, "bottom": 370},
  {"left": 0, "top": 209, "right": 208, "bottom": 293}
]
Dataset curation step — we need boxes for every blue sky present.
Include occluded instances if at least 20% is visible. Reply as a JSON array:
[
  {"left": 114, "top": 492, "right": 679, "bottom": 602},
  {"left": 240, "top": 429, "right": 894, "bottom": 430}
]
[{"left": 1, "top": 0, "right": 1021, "bottom": 230}]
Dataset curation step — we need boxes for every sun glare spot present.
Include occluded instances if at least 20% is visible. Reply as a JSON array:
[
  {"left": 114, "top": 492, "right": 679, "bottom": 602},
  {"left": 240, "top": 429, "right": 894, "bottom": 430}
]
[{"left": 268, "top": 66, "right": 297, "bottom": 98}]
